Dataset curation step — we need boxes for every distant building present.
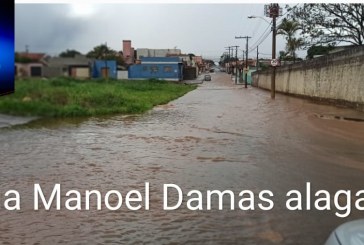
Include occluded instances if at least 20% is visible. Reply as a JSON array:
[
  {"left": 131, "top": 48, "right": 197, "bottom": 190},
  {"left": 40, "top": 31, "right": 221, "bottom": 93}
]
[
  {"left": 192, "top": 56, "right": 203, "bottom": 65},
  {"left": 43, "top": 55, "right": 92, "bottom": 79},
  {"left": 123, "top": 40, "right": 135, "bottom": 65},
  {"left": 179, "top": 55, "right": 198, "bottom": 79},
  {"left": 15, "top": 52, "right": 47, "bottom": 77},
  {"left": 179, "top": 54, "right": 195, "bottom": 67},
  {"left": 91, "top": 60, "right": 117, "bottom": 79},
  {"left": 128, "top": 57, "right": 183, "bottom": 81},
  {"left": 193, "top": 56, "right": 206, "bottom": 73},
  {"left": 136, "top": 48, "right": 181, "bottom": 60}
]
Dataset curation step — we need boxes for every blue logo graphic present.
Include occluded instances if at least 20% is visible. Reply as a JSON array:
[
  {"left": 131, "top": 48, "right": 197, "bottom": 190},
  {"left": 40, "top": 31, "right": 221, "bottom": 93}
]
[{"left": 0, "top": 1, "right": 15, "bottom": 96}]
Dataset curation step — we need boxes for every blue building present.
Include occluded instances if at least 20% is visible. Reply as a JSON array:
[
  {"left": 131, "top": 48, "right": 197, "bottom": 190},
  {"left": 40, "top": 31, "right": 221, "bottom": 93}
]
[
  {"left": 92, "top": 60, "right": 117, "bottom": 79},
  {"left": 128, "top": 57, "right": 183, "bottom": 81},
  {"left": 242, "top": 67, "right": 257, "bottom": 85}
]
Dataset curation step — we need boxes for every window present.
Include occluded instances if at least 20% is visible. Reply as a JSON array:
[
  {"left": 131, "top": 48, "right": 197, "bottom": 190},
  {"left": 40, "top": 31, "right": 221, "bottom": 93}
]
[
  {"left": 150, "top": 66, "right": 159, "bottom": 73},
  {"left": 164, "top": 66, "right": 173, "bottom": 72}
]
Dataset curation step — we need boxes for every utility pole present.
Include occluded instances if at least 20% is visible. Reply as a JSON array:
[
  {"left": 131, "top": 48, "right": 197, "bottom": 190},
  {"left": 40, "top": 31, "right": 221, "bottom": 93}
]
[
  {"left": 242, "top": 50, "right": 245, "bottom": 80},
  {"left": 225, "top": 46, "right": 231, "bottom": 74},
  {"left": 235, "top": 36, "right": 251, "bottom": 88},
  {"left": 241, "top": 49, "right": 245, "bottom": 84},
  {"left": 104, "top": 42, "right": 108, "bottom": 79},
  {"left": 265, "top": 3, "right": 281, "bottom": 99},
  {"left": 256, "top": 46, "right": 259, "bottom": 71},
  {"left": 229, "top": 47, "right": 232, "bottom": 75},
  {"left": 235, "top": 46, "right": 239, "bottom": 84},
  {"left": 230, "top": 46, "right": 239, "bottom": 84},
  {"left": 271, "top": 12, "right": 276, "bottom": 99}
]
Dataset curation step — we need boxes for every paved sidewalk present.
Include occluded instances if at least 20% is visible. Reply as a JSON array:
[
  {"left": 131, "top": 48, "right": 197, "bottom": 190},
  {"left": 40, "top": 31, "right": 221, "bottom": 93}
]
[{"left": 0, "top": 114, "right": 38, "bottom": 128}]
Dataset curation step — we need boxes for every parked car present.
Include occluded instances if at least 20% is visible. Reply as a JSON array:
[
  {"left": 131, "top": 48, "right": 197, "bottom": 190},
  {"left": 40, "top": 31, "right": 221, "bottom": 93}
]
[
  {"left": 325, "top": 219, "right": 364, "bottom": 245},
  {"left": 204, "top": 74, "right": 211, "bottom": 81}
]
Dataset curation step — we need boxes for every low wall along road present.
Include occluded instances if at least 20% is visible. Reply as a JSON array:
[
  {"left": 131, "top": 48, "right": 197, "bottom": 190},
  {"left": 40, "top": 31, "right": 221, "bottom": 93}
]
[{"left": 252, "top": 46, "right": 364, "bottom": 111}]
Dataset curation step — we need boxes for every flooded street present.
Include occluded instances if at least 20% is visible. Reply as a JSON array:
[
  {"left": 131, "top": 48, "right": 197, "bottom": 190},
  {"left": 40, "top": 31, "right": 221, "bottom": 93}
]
[{"left": 1, "top": 72, "right": 364, "bottom": 244}]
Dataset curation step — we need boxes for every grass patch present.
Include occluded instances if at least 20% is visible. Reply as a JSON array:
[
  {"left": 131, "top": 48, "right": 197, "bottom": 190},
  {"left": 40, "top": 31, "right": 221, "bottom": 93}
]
[{"left": 0, "top": 78, "right": 196, "bottom": 117}]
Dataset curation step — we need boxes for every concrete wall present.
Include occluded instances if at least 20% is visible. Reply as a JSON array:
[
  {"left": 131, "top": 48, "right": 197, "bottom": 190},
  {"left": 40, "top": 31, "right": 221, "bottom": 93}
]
[
  {"left": 252, "top": 46, "right": 364, "bottom": 110},
  {"left": 73, "top": 67, "right": 90, "bottom": 79},
  {"left": 43, "top": 67, "right": 65, "bottom": 77},
  {"left": 15, "top": 63, "right": 43, "bottom": 77},
  {"left": 117, "top": 70, "right": 128, "bottom": 80},
  {"left": 43, "top": 66, "right": 90, "bottom": 78},
  {"left": 183, "top": 67, "right": 197, "bottom": 80}
]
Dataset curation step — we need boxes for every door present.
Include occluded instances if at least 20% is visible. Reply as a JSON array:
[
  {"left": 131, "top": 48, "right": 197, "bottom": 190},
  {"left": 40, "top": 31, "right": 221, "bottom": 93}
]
[
  {"left": 101, "top": 67, "right": 109, "bottom": 78},
  {"left": 30, "top": 66, "right": 42, "bottom": 77}
]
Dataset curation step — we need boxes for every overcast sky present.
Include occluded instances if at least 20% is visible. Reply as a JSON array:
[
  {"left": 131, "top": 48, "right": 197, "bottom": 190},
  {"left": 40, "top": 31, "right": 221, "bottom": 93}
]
[{"left": 15, "top": 4, "right": 297, "bottom": 60}]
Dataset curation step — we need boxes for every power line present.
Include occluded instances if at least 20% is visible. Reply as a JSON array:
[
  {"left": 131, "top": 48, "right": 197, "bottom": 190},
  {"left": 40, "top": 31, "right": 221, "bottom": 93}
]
[
  {"left": 249, "top": 29, "right": 272, "bottom": 53},
  {"left": 248, "top": 21, "right": 273, "bottom": 53},
  {"left": 248, "top": 4, "right": 300, "bottom": 54},
  {"left": 250, "top": 22, "right": 272, "bottom": 48},
  {"left": 249, "top": 34, "right": 271, "bottom": 53},
  {"left": 251, "top": 19, "right": 263, "bottom": 38}
]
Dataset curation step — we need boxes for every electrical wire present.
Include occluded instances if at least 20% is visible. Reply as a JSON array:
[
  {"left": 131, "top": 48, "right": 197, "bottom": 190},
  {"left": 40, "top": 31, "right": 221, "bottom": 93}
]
[
  {"left": 259, "top": 52, "right": 272, "bottom": 56},
  {"left": 247, "top": 4, "right": 300, "bottom": 55},
  {"left": 222, "top": 4, "right": 300, "bottom": 59},
  {"left": 249, "top": 20, "right": 272, "bottom": 47},
  {"left": 248, "top": 28, "right": 272, "bottom": 53}
]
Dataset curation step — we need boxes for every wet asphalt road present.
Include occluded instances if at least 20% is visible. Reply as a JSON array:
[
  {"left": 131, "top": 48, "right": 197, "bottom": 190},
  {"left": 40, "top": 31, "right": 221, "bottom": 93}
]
[{"left": 1, "top": 71, "right": 364, "bottom": 244}]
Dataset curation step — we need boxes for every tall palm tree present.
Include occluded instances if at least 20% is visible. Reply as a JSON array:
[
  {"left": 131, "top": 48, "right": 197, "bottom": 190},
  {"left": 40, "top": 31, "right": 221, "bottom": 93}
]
[
  {"left": 277, "top": 18, "right": 303, "bottom": 63},
  {"left": 288, "top": 37, "right": 304, "bottom": 62}
]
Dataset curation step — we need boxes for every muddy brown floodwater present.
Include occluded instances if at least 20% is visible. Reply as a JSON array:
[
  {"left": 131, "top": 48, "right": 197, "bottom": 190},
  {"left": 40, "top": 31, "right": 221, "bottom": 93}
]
[{"left": 1, "top": 72, "right": 364, "bottom": 244}]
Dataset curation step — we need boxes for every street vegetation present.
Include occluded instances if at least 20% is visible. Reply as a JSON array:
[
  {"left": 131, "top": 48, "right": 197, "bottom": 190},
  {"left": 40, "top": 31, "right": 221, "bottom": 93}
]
[
  {"left": 278, "top": 4, "right": 363, "bottom": 61},
  {"left": 0, "top": 78, "right": 196, "bottom": 117},
  {"left": 220, "top": 3, "right": 363, "bottom": 65},
  {"left": 287, "top": 4, "right": 363, "bottom": 59},
  {"left": 277, "top": 18, "right": 304, "bottom": 62},
  {"left": 289, "top": 4, "right": 364, "bottom": 47}
]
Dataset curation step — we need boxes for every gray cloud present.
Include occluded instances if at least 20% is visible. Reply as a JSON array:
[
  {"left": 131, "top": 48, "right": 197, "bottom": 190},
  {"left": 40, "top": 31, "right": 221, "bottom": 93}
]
[
  {"left": 15, "top": 4, "right": 290, "bottom": 59},
  {"left": 16, "top": 4, "right": 91, "bottom": 54}
]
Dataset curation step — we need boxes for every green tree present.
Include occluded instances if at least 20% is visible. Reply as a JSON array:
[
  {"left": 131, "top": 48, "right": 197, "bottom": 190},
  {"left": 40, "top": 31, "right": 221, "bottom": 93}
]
[
  {"left": 289, "top": 37, "right": 304, "bottom": 61},
  {"left": 277, "top": 18, "right": 300, "bottom": 41},
  {"left": 86, "top": 44, "right": 124, "bottom": 65},
  {"left": 306, "top": 45, "right": 335, "bottom": 59},
  {"left": 87, "top": 44, "right": 115, "bottom": 59},
  {"left": 59, "top": 49, "right": 82, "bottom": 58},
  {"left": 279, "top": 50, "right": 288, "bottom": 60},
  {"left": 277, "top": 18, "right": 304, "bottom": 62},
  {"left": 288, "top": 4, "right": 364, "bottom": 46}
]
